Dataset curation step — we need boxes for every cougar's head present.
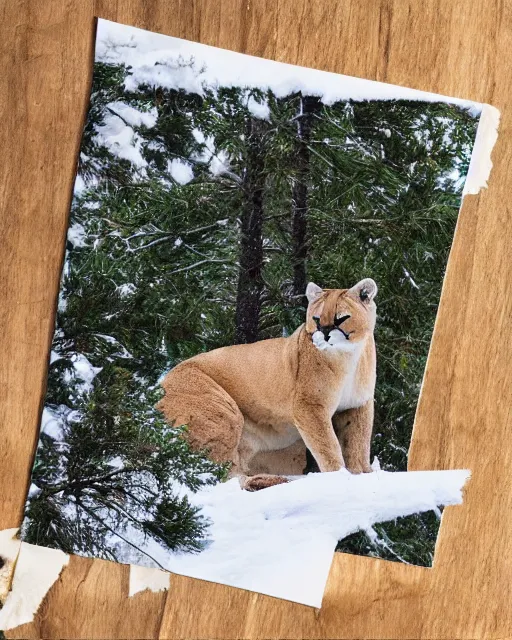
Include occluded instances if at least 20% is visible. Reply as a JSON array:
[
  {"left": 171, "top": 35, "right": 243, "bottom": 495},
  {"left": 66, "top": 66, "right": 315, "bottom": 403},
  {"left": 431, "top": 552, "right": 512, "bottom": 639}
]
[{"left": 305, "top": 279, "right": 377, "bottom": 352}]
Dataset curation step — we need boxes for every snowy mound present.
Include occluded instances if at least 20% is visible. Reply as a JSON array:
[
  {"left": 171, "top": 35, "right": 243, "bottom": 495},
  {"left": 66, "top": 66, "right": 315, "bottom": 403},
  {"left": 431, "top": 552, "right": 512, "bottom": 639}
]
[{"left": 128, "top": 467, "right": 470, "bottom": 607}]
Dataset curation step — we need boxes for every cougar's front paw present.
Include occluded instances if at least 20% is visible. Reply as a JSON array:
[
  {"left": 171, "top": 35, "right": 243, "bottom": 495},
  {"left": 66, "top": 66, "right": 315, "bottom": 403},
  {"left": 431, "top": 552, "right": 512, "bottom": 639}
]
[
  {"left": 347, "top": 462, "right": 373, "bottom": 474},
  {"left": 243, "top": 474, "right": 289, "bottom": 492}
]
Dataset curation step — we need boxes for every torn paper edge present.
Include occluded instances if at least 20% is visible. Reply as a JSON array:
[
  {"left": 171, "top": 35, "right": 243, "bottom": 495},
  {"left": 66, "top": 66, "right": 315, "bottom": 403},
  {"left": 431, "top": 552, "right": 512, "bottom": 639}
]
[
  {"left": 463, "top": 103, "right": 500, "bottom": 195},
  {"left": 0, "top": 528, "right": 22, "bottom": 605},
  {"left": 0, "top": 542, "right": 69, "bottom": 631},
  {"left": 128, "top": 564, "right": 170, "bottom": 597}
]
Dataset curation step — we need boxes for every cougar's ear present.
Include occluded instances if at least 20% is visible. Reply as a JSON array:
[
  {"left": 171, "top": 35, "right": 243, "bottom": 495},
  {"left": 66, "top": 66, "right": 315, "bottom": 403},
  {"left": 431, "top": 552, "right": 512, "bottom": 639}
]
[
  {"left": 306, "top": 282, "right": 323, "bottom": 303},
  {"left": 350, "top": 278, "right": 378, "bottom": 303}
]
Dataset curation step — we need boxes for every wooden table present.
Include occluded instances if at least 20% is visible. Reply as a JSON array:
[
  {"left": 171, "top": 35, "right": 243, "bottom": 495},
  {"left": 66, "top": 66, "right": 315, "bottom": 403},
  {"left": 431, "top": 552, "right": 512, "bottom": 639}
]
[{"left": 1, "top": 1, "right": 511, "bottom": 637}]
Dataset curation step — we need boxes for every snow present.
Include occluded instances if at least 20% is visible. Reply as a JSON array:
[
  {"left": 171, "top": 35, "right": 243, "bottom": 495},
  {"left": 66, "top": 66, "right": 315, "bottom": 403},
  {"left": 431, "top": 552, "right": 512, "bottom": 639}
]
[
  {"left": 94, "top": 103, "right": 151, "bottom": 168},
  {"left": 94, "top": 333, "right": 133, "bottom": 358},
  {"left": 167, "top": 158, "right": 194, "bottom": 184},
  {"left": 247, "top": 95, "right": 270, "bottom": 120},
  {"left": 209, "top": 150, "right": 232, "bottom": 177},
  {"left": 116, "top": 282, "right": 136, "bottom": 297},
  {"left": 49, "top": 350, "right": 62, "bottom": 364},
  {"left": 67, "top": 223, "right": 87, "bottom": 248},
  {"left": 28, "top": 484, "right": 41, "bottom": 499},
  {"left": 111, "top": 467, "right": 469, "bottom": 607},
  {"left": 192, "top": 128, "right": 205, "bottom": 144},
  {"left": 403, "top": 267, "right": 420, "bottom": 290},
  {"left": 40, "top": 405, "right": 84, "bottom": 442},
  {"left": 96, "top": 19, "right": 482, "bottom": 115},
  {"left": 73, "top": 174, "right": 87, "bottom": 196},
  {"left": 106, "top": 101, "right": 157, "bottom": 128},
  {"left": 40, "top": 407, "right": 65, "bottom": 440},
  {"left": 71, "top": 354, "right": 102, "bottom": 387},
  {"left": 57, "top": 291, "right": 67, "bottom": 313},
  {"left": 463, "top": 103, "right": 500, "bottom": 195},
  {"left": 107, "top": 456, "right": 124, "bottom": 470},
  {"left": 62, "top": 354, "right": 102, "bottom": 395}
]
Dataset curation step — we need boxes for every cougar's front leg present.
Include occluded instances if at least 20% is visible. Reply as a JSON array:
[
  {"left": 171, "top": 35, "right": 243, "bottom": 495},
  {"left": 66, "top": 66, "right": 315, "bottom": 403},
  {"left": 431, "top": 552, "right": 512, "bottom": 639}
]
[
  {"left": 332, "top": 399, "right": 373, "bottom": 474},
  {"left": 294, "top": 407, "right": 344, "bottom": 472}
]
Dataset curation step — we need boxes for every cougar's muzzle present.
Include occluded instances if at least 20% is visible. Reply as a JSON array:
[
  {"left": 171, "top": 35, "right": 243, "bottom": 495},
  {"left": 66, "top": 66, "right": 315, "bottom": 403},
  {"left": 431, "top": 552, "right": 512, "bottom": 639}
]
[{"left": 313, "top": 314, "right": 351, "bottom": 341}]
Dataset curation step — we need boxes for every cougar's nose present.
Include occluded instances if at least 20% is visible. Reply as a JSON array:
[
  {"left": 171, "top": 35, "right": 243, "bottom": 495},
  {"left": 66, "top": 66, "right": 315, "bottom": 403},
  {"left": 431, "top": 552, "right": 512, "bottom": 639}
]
[{"left": 313, "top": 316, "right": 333, "bottom": 341}]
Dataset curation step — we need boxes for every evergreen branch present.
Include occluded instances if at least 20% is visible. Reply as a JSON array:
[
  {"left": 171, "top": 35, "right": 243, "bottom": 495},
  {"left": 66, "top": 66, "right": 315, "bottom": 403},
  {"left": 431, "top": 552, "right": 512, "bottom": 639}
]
[
  {"left": 166, "top": 258, "right": 232, "bottom": 276},
  {"left": 181, "top": 243, "right": 211, "bottom": 259},
  {"left": 74, "top": 497, "right": 167, "bottom": 570},
  {"left": 128, "top": 235, "right": 175, "bottom": 252},
  {"left": 306, "top": 144, "right": 338, "bottom": 170},
  {"left": 124, "top": 221, "right": 228, "bottom": 253},
  {"left": 105, "top": 106, "right": 133, "bottom": 129},
  {"left": 41, "top": 467, "right": 137, "bottom": 496}
]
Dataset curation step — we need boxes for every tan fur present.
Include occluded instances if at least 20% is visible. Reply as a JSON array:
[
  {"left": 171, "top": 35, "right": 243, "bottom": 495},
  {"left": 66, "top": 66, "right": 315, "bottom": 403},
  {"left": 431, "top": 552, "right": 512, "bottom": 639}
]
[{"left": 157, "top": 279, "right": 377, "bottom": 489}]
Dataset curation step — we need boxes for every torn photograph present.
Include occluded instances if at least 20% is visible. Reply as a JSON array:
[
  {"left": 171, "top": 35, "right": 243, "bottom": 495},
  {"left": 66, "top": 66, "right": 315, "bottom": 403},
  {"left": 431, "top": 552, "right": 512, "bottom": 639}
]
[{"left": 19, "top": 18, "right": 491, "bottom": 607}]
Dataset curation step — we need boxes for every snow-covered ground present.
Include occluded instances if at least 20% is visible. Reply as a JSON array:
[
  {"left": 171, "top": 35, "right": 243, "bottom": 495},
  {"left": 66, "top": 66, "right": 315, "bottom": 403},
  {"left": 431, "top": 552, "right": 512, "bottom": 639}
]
[{"left": 119, "top": 466, "right": 469, "bottom": 607}]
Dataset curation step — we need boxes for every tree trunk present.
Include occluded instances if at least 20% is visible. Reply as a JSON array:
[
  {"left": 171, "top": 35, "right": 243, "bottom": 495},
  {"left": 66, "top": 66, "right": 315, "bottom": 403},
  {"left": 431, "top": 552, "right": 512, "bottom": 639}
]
[
  {"left": 291, "top": 95, "right": 322, "bottom": 309},
  {"left": 291, "top": 96, "right": 322, "bottom": 474},
  {"left": 234, "top": 118, "right": 267, "bottom": 344}
]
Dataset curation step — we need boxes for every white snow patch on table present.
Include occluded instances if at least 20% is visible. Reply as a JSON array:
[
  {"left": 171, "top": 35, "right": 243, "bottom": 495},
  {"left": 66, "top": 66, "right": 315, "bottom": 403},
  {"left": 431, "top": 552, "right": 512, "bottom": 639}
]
[
  {"left": 0, "top": 543, "right": 69, "bottom": 631},
  {"left": 116, "top": 468, "right": 469, "bottom": 608},
  {"left": 129, "top": 565, "right": 170, "bottom": 597},
  {"left": 0, "top": 528, "right": 21, "bottom": 605}
]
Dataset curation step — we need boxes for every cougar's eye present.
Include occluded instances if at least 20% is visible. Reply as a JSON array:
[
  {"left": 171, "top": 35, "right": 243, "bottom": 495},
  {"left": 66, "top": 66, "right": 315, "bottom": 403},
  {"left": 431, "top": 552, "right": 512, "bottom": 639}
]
[{"left": 334, "top": 314, "right": 350, "bottom": 326}]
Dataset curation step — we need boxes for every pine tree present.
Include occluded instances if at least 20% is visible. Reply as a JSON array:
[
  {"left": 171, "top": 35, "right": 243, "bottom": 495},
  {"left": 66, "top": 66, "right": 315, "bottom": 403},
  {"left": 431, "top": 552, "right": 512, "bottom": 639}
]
[{"left": 234, "top": 117, "right": 268, "bottom": 344}]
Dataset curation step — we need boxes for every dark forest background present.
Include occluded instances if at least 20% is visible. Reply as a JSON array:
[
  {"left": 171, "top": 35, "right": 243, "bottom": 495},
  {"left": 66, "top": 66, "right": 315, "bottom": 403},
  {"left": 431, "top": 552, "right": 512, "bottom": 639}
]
[{"left": 21, "top": 56, "right": 479, "bottom": 568}]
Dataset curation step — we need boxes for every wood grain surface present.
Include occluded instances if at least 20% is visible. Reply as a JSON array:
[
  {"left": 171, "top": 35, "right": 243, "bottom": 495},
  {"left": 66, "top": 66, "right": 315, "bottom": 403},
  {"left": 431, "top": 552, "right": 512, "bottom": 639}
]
[{"left": 1, "top": 1, "right": 511, "bottom": 638}]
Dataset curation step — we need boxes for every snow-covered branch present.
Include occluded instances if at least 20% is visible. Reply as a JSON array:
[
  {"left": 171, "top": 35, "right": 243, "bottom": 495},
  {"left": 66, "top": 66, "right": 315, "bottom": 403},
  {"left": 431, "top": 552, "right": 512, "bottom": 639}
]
[{"left": 166, "top": 258, "right": 232, "bottom": 276}]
